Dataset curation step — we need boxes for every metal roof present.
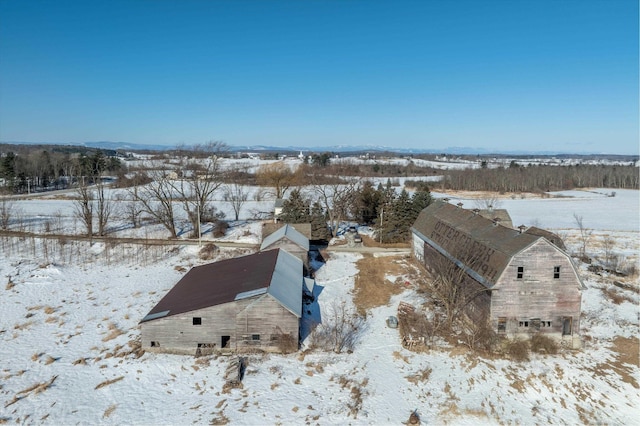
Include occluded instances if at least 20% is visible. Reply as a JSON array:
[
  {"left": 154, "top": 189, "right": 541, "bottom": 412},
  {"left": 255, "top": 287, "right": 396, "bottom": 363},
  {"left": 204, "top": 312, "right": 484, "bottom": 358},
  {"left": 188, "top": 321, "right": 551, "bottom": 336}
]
[
  {"left": 260, "top": 223, "right": 310, "bottom": 251},
  {"left": 140, "top": 248, "right": 302, "bottom": 322}
]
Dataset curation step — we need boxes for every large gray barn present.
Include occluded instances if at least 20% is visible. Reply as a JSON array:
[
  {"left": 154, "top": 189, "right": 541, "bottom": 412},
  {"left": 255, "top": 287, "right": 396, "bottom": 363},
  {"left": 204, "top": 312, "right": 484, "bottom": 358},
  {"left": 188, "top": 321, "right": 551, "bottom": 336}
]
[
  {"left": 412, "top": 200, "right": 584, "bottom": 348},
  {"left": 140, "top": 248, "right": 303, "bottom": 354}
]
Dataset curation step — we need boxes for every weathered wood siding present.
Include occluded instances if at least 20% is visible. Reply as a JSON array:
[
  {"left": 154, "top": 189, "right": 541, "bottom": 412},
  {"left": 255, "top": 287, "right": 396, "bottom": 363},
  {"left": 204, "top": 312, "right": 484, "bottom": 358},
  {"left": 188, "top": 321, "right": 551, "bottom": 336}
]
[
  {"left": 141, "top": 295, "right": 299, "bottom": 354},
  {"left": 235, "top": 294, "right": 299, "bottom": 350},
  {"left": 491, "top": 239, "right": 582, "bottom": 338},
  {"left": 420, "top": 242, "right": 492, "bottom": 322},
  {"left": 262, "top": 241, "right": 308, "bottom": 267}
]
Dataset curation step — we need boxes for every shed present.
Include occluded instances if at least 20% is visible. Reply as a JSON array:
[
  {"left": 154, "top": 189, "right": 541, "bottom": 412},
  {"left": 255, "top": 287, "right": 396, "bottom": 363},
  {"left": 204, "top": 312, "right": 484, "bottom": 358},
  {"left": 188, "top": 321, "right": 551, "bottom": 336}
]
[
  {"left": 140, "top": 249, "right": 303, "bottom": 354},
  {"left": 411, "top": 200, "right": 583, "bottom": 348},
  {"left": 260, "top": 223, "right": 310, "bottom": 269}
]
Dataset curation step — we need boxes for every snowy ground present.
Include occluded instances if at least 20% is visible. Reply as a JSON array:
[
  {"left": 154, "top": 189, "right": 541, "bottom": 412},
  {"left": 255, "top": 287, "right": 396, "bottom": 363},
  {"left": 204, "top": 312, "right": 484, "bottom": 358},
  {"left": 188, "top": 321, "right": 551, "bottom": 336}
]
[{"left": 1, "top": 186, "right": 638, "bottom": 425}]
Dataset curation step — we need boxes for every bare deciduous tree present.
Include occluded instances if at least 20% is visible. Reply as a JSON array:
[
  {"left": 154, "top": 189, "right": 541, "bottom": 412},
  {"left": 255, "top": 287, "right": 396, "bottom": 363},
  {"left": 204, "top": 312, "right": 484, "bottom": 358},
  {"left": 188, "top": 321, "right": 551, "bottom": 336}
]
[
  {"left": 73, "top": 182, "right": 94, "bottom": 238},
  {"left": 95, "top": 180, "right": 114, "bottom": 236},
  {"left": 172, "top": 153, "right": 225, "bottom": 237},
  {"left": 256, "top": 162, "right": 297, "bottom": 199},
  {"left": 130, "top": 170, "right": 178, "bottom": 238},
  {"left": 312, "top": 299, "right": 367, "bottom": 353},
  {"left": 0, "top": 198, "right": 16, "bottom": 230},
  {"left": 223, "top": 181, "right": 249, "bottom": 221},
  {"left": 311, "top": 176, "right": 361, "bottom": 237},
  {"left": 573, "top": 213, "right": 592, "bottom": 260},
  {"left": 423, "top": 248, "right": 492, "bottom": 331}
]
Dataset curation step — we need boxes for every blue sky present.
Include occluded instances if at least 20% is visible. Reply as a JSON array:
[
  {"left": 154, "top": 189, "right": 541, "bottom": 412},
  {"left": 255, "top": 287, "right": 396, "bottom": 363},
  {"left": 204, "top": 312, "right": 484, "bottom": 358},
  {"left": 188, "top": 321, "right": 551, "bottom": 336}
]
[{"left": 0, "top": 0, "right": 637, "bottom": 154}]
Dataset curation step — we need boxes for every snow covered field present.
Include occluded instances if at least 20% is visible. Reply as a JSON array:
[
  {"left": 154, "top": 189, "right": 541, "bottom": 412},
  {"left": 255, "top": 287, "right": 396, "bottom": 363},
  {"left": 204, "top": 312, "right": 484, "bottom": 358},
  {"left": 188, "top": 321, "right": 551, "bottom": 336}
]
[{"left": 1, "top": 185, "right": 638, "bottom": 424}]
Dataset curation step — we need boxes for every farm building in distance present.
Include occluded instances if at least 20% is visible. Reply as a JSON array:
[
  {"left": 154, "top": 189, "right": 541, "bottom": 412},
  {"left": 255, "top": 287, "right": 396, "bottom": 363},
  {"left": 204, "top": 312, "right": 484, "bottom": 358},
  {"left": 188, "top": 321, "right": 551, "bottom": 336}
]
[
  {"left": 412, "top": 200, "right": 584, "bottom": 348},
  {"left": 260, "top": 223, "right": 310, "bottom": 271},
  {"left": 140, "top": 248, "right": 304, "bottom": 354}
]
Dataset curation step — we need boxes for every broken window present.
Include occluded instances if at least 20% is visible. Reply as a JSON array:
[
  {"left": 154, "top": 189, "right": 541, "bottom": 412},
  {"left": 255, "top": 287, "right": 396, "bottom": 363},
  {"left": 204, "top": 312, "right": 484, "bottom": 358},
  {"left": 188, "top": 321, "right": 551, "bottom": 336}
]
[
  {"left": 553, "top": 266, "right": 561, "bottom": 279},
  {"left": 192, "top": 317, "right": 202, "bottom": 325},
  {"left": 497, "top": 317, "right": 507, "bottom": 333},
  {"left": 150, "top": 341, "right": 159, "bottom": 347},
  {"left": 519, "top": 320, "right": 529, "bottom": 328},
  {"left": 517, "top": 266, "right": 524, "bottom": 279}
]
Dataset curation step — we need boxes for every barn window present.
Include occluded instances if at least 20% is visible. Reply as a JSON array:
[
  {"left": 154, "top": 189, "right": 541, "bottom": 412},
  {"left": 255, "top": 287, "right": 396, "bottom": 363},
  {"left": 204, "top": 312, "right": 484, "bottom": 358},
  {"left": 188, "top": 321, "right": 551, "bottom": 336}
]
[
  {"left": 252, "top": 334, "right": 260, "bottom": 341},
  {"left": 150, "top": 341, "right": 160, "bottom": 347},
  {"left": 519, "top": 320, "right": 529, "bottom": 328},
  {"left": 497, "top": 317, "right": 507, "bottom": 333},
  {"left": 553, "top": 266, "right": 561, "bottom": 279},
  {"left": 192, "top": 317, "right": 202, "bottom": 325},
  {"left": 531, "top": 318, "right": 541, "bottom": 330},
  {"left": 517, "top": 266, "right": 524, "bottom": 279}
]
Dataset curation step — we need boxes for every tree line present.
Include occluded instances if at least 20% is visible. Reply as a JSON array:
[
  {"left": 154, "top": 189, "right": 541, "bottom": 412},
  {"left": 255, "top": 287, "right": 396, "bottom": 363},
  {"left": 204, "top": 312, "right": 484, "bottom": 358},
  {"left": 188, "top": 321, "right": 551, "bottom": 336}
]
[{"left": 440, "top": 163, "right": 638, "bottom": 193}]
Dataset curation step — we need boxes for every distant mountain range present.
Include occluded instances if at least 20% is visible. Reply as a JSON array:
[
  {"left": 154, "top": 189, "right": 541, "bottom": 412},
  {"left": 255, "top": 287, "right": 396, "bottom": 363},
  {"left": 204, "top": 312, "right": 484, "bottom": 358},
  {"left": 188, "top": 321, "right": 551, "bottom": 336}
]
[{"left": 1, "top": 140, "right": 635, "bottom": 158}]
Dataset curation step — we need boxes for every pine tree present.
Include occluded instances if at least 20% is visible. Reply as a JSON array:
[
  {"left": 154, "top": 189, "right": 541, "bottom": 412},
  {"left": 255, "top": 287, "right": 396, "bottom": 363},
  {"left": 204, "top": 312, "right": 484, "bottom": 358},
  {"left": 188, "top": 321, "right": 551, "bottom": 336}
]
[
  {"left": 310, "top": 201, "right": 331, "bottom": 241},
  {"left": 279, "top": 189, "right": 311, "bottom": 223}
]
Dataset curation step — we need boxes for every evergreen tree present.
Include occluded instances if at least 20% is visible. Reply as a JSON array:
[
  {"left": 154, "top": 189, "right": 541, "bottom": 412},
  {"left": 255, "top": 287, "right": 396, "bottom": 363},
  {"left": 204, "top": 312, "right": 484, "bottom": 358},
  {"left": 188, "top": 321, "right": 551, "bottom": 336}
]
[
  {"left": 279, "top": 189, "right": 311, "bottom": 223},
  {"left": 310, "top": 201, "right": 331, "bottom": 241}
]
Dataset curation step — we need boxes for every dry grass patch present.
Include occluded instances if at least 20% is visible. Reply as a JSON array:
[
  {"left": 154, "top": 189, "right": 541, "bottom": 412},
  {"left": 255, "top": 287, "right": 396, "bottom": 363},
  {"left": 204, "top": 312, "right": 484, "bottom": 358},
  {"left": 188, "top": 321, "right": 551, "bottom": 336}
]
[
  {"left": 103, "top": 404, "right": 117, "bottom": 418},
  {"left": 5, "top": 376, "right": 58, "bottom": 408},
  {"left": 95, "top": 376, "right": 124, "bottom": 390},
  {"left": 359, "top": 234, "right": 410, "bottom": 249},
  {"left": 102, "top": 322, "right": 125, "bottom": 342},
  {"left": 405, "top": 368, "right": 432, "bottom": 385},
  {"left": 353, "top": 254, "right": 410, "bottom": 315}
]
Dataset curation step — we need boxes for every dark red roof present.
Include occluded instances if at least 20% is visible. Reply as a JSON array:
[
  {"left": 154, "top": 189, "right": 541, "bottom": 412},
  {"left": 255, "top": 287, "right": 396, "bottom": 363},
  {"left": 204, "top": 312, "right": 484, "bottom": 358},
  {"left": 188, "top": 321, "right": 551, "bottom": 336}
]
[{"left": 141, "top": 249, "right": 280, "bottom": 322}]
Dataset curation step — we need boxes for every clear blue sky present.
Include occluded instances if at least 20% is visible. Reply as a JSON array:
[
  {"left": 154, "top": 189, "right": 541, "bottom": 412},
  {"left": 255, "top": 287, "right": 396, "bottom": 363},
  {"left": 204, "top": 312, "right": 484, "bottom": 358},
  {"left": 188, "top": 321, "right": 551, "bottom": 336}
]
[{"left": 0, "top": 0, "right": 637, "bottom": 154}]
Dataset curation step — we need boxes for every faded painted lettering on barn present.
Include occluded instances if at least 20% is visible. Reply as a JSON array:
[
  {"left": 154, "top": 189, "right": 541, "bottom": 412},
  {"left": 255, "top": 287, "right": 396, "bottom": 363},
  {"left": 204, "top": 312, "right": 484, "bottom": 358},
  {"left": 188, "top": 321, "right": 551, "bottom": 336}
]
[{"left": 430, "top": 220, "right": 499, "bottom": 281}]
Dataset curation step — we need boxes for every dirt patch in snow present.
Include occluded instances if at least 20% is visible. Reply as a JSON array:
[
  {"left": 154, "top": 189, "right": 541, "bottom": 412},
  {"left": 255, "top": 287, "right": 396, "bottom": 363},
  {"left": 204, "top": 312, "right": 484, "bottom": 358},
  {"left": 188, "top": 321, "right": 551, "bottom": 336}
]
[{"left": 353, "top": 254, "right": 413, "bottom": 315}]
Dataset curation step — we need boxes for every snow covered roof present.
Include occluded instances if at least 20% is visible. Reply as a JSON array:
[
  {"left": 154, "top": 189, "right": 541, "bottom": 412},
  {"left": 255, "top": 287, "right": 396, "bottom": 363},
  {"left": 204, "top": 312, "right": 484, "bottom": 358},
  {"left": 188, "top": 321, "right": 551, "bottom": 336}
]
[
  {"left": 140, "top": 248, "right": 302, "bottom": 322},
  {"left": 260, "top": 223, "right": 310, "bottom": 251}
]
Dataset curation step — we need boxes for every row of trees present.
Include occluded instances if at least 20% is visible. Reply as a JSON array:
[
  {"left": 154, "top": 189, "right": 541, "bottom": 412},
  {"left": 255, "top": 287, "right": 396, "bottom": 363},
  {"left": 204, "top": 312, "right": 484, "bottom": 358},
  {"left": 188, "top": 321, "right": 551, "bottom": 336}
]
[
  {"left": 277, "top": 180, "right": 433, "bottom": 243},
  {"left": 442, "top": 164, "right": 639, "bottom": 193}
]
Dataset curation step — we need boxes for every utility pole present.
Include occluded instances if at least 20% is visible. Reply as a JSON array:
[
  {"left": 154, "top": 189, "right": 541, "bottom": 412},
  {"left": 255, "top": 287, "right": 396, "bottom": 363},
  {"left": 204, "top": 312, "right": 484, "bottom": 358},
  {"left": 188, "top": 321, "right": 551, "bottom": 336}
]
[
  {"left": 197, "top": 204, "right": 201, "bottom": 247},
  {"left": 379, "top": 207, "right": 383, "bottom": 244}
]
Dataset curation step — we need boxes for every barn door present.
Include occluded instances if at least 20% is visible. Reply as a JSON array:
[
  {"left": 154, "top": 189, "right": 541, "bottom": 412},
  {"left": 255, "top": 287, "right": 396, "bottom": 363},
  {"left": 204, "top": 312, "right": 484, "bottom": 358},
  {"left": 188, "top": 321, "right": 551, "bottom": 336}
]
[
  {"left": 562, "top": 317, "right": 572, "bottom": 336},
  {"left": 221, "top": 335, "right": 231, "bottom": 348}
]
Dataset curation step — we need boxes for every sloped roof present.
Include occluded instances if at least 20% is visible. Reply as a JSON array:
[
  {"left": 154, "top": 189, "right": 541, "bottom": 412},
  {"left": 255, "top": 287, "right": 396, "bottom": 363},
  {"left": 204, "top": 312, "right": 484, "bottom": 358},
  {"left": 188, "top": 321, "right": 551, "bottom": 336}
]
[
  {"left": 478, "top": 209, "right": 513, "bottom": 229},
  {"left": 260, "top": 223, "right": 310, "bottom": 251},
  {"left": 412, "top": 201, "right": 546, "bottom": 287},
  {"left": 262, "top": 222, "right": 312, "bottom": 240},
  {"left": 524, "top": 226, "right": 567, "bottom": 250},
  {"left": 141, "top": 248, "right": 302, "bottom": 322}
]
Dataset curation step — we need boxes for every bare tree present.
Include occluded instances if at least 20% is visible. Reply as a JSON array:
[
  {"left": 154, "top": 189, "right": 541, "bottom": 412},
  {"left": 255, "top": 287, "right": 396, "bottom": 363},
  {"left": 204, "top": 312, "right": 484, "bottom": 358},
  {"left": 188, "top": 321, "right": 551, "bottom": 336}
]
[
  {"left": 312, "top": 299, "right": 367, "bottom": 353},
  {"left": 73, "top": 182, "right": 94, "bottom": 238},
  {"left": 474, "top": 195, "right": 502, "bottom": 210},
  {"left": 223, "top": 181, "right": 249, "bottom": 221},
  {"left": 600, "top": 235, "right": 617, "bottom": 270},
  {"left": 423, "top": 248, "right": 492, "bottom": 331},
  {"left": 172, "top": 154, "right": 225, "bottom": 237},
  {"left": 573, "top": 213, "right": 592, "bottom": 260},
  {"left": 311, "top": 175, "right": 361, "bottom": 236},
  {"left": 95, "top": 180, "right": 114, "bottom": 236},
  {"left": 130, "top": 170, "right": 178, "bottom": 238},
  {"left": 0, "top": 198, "right": 15, "bottom": 230},
  {"left": 124, "top": 187, "right": 144, "bottom": 229},
  {"left": 256, "top": 162, "right": 297, "bottom": 199}
]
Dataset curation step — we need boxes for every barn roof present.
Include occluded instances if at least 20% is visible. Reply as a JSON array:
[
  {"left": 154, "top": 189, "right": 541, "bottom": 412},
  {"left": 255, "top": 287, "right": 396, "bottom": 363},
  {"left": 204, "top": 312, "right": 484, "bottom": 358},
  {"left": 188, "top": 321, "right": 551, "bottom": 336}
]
[
  {"left": 260, "top": 223, "right": 310, "bottom": 251},
  {"left": 412, "top": 200, "right": 550, "bottom": 287},
  {"left": 140, "top": 248, "right": 303, "bottom": 322}
]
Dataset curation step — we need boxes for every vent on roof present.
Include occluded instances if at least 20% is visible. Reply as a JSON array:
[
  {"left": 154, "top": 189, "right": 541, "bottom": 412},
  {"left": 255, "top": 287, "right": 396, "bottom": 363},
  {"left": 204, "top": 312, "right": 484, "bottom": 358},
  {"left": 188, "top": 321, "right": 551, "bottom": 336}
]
[
  {"left": 518, "top": 224, "right": 526, "bottom": 234},
  {"left": 456, "top": 202, "right": 463, "bottom": 209},
  {"left": 472, "top": 208, "right": 480, "bottom": 215},
  {"left": 492, "top": 217, "right": 501, "bottom": 226},
  {"left": 443, "top": 198, "right": 450, "bottom": 203}
]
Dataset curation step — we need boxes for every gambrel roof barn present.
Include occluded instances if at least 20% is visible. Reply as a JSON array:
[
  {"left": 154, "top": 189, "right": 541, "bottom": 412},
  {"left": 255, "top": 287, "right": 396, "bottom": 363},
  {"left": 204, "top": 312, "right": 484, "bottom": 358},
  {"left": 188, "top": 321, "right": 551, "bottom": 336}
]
[{"left": 412, "top": 200, "right": 584, "bottom": 348}]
